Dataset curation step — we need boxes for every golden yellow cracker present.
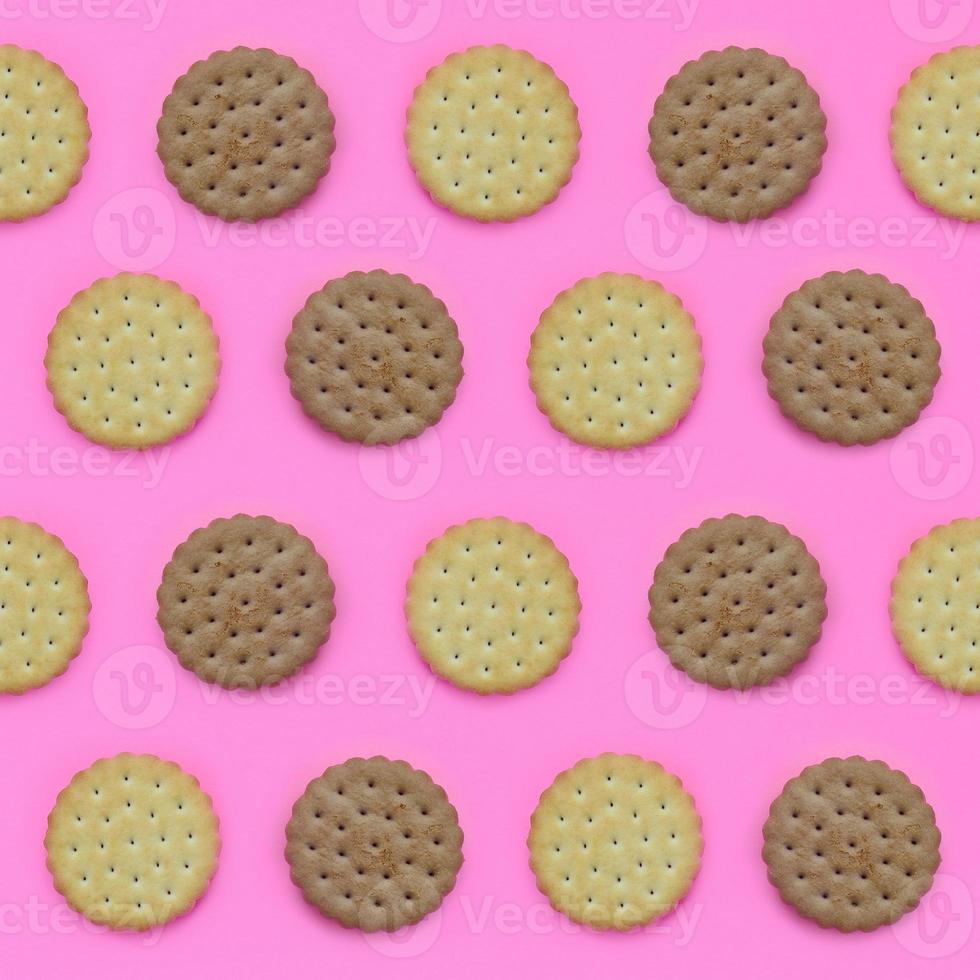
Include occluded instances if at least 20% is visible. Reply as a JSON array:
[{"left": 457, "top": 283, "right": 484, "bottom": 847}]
[
  {"left": 891, "top": 46, "right": 980, "bottom": 221},
  {"left": 0, "top": 45, "right": 90, "bottom": 221},
  {"left": 891, "top": 517, "right": 980, "bottom": 693},
  {"left": 45, "top": 753, "right": 220, "bottom": 930},
  {"left": 406, "top": 45, "right": 580, "bottom": 222},
  {"left": 528, "top": 273, "right": 703, "bottom": 449},
  {"left": 528, "top": 753, "right": 703, "bottom": 930},
  {"left": 406, "top": 517, "right": 580, "bottom": 694},
  {"left": 45, "top": 273, "right": 220, "bottom": 450},
  {"left": 0, "top": 517, "right": 89, "bottom": 694}
]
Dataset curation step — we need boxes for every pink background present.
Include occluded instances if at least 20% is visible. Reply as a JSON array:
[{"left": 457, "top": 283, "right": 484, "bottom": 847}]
[{"left": 1, "top": 0, "right": 978, "bottom": 975}]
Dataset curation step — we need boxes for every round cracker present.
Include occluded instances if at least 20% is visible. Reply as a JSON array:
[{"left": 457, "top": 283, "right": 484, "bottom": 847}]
[
  {"left": 45, "top": 273, "right": 220, "bottom": 450},
  {"left": 0, "top": 517, "right": 90, "bottom": 695},
  {"left": 285, "top": 756, "right": 463, "bottom": 932},
  {"left": 891, "top": 46, "right": 980, "bottom": 221},
  {"left": 406, "top": 517, "right": 580, "bottom": 695},
  {"left": 45, "top": 753, "right": 220, "bottom": 930},
  {"left": 763, "top": 756, "right": 940, "bottom": 932},
  {"left": 406, "top": 44, "right": 580, "bottom": 222},
  {"left": 157, "top": 514, "right": 336, "bottom": 690},
  {"left": 763, "top": 270, "right": 940, "bottom": 446},
  {"left": 0, "top": 45, "right": 90, "bottom": 221},
  {"left": 891, "top": 517, "right": 980, "bottom": 693},
  {"left": 649, "top": 514, "right": 827, "bottom": 690},
  {"left": 285, "top": 269, "right": 464, "bottom": 445},
  {"left": 648, "top": 46, "right": 827, "bottom": 222},
  {"left": 528, "top": 272, "right": 702, "bottom": 449},
  {"left": 157, "top": 47, "right": 336, "bottom": 221},
  {"left": 528, "top": 753, "right": 703, "bottom": 930}
]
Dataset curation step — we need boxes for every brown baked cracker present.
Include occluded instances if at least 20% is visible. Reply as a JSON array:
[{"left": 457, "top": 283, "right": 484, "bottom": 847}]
[
  {"left": 648, "top": 47, "right": 827, "bottom": 222},
  {"left": 763, "top": 756, "right": 941, "bottom": 932},
  {"left": 0, "top": 45, "right": 90, "bottom": 221},
  {"left": 763, "top": 270, "right": 941, "bottom": 446},
  {"left": 157, "top": 514, "right": 335, "bottom": 689},
  {"left": 649, "top": 514, "right": 827, "bottom": 690},
  {"left": 285, "top": 270, "right": 464, "bottom": 445},
  {"left": 157, "top": 47, "right": 336, "bottom": 221},
  {"left": 285, "top": 756, "right": 463, "bottom": 932}
]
